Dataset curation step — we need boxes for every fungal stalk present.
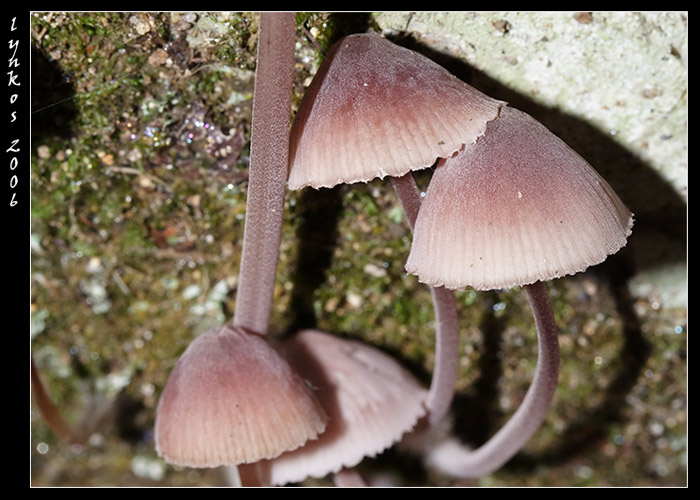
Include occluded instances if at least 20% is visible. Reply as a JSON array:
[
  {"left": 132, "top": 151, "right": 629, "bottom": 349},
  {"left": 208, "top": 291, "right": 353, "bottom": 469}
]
[
  {"left": 155, "top": 13, "right": 329, "bottom": 469},
  {"left": 233, "top": 12, "right": 297, "bottom": 336},
  {"left": 287, "top": 33, "right": 504, "bottom": 427},
  {"left": 390, "top": 173, "right": 459, "bottom": 427},
  {"left": 423, "top": 281, "right": 559, "bottom": 478},
  {"left": 406, "top": 105, "right": 632, "bottom": 477}
]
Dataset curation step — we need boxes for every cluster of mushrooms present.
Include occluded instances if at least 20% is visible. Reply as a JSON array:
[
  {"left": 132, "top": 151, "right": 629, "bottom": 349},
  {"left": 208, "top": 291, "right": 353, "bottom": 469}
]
[{"left": 154, "top": 13, "right": 634, "bottom": 486}]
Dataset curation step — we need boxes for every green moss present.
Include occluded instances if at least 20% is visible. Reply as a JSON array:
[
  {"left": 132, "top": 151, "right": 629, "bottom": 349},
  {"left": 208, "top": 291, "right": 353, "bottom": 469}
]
[{"left": 30, "top": 12, "right": 686, "bottom": 488}]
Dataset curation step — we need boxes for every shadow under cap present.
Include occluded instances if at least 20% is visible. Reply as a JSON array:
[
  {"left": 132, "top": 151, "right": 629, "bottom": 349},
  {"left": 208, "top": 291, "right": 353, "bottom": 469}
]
[{"left": 406, "top": 105, "right": 634, "bottom": 291}]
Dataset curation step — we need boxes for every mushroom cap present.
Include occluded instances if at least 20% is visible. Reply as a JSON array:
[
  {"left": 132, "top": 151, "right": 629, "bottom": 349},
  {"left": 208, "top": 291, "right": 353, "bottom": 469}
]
[
  {"left": 248, "top": 329, "right": 428, "bottom": 485},
  {"left": 288, "top": 33, "right": 504, "bottom": 190},
  {"left": 405, "top": 105, "right": 634, "bottom": 291},
  {"left": 154, "top": 325, "right": 327, "bottom": 468}
]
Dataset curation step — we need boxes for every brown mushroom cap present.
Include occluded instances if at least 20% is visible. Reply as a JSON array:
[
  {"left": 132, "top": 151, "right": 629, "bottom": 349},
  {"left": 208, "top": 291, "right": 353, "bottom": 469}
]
[
  {"left": 155, "top": 326, "right": 327, "bottom": 468},
  {"left": 288, "top": 33, "right": 504, "bottom": 190},
  {"left": 405, "top": 105, "right": 634, "bottom": 291},
  {"left": 249, "top": 330, "right": 428, "bottom": 485}
]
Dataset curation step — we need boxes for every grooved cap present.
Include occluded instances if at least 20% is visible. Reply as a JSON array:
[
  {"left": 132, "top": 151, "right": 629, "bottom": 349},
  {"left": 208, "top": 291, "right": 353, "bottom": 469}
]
[
  {"left": 288, "top": 33, "right": 503, "bottom": 189},
  {"left": 248, "top": 330, "right": 427, "bottom": 485},
  {"left": 155, "top": 326, "right": 327, "bottom": 467},
  {"left": 406, "top": 106, "right": 634, "bottom": 290}
]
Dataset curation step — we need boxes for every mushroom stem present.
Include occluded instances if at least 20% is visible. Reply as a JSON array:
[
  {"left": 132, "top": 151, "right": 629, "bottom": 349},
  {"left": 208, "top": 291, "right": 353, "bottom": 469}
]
[
  {"left": 333, "top": 468, "right": 368, "bottom": 487},
  {"left": 426, "top": 280, "right": 560, "bottom": 478},
  {"left": 391, "top": 173, "right": 460, "bottom": 427},
  {"left": 233, "top": 12, "right": 296, "bottom": 336},
  {"left": 31, "top": 355, "right": 82, "bottom": 445}
]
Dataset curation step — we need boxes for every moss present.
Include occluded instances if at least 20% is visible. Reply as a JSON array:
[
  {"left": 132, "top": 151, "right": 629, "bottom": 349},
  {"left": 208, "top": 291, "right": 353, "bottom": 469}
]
[{"left": 30, "top": 12, "right": 686, "bottom": 487}]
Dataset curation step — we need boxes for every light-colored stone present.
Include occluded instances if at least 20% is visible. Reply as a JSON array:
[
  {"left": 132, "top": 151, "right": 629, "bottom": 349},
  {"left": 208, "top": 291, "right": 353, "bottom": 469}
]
[{"left": 375, "top": 12, "right": 688, "bottom": 306}]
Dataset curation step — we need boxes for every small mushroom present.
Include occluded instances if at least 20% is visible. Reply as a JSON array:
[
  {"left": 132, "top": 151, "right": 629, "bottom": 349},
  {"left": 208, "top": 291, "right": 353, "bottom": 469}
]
[
  {"left": 155, "top": 13, "right": 328, "bottom": 469},
  {"left": 288, "top": 32, "right": 503, "bottom": 190},
  {"left": 243, "top": 329, "right": 427, "bottom": 485},
  {"left": 287, "top": 32, "right": 503, "bottom": 427},
  {"left": 404, "top": 105, "right": 633, "bottom": 477},
  {"left": 406, "top": 105, "right": 633, "bottom": 291},
  {"left": 154, "top": 326, "right": 327, "bottom": 468}
]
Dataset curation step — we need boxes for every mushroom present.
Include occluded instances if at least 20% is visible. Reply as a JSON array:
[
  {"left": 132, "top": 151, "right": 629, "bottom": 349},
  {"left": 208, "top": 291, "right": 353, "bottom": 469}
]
[
  {"left": 155, "top": 12, "right": 328, "bottom": 468},
  {"left": 404, "top": 105, "right": 633, "bottom": 477},
  {"left": 241, "top": 329, "right": 428, "bottom": 485},
  {"left": 288, "top": 32, "right": 503, "bottom": 190},
  {"left": 154, "top": 326, "right": 327, "bottom": 468},
  {"left": 287, "top": 32, "right": 504, "bottom": 427},
  {"left": 406, "top": 105, "right": 633, "bottom": 292}
]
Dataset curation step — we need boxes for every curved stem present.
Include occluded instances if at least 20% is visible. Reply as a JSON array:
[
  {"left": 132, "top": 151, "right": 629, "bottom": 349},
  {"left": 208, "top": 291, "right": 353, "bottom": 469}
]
[
  {"left": 391, "top": 173, "right": 460, "bottom": 427},
  {"left": 425, "top": 286, "right": 460, "bottom": 427},
  {"left": 426, "top": 280, "right": 560, "bottom": 478},
  {"left": 31, "top": 355, "right": 82, "bottom": 445},
  {"left": 233, "top": 13, "right": 297, "bottom": 336}
]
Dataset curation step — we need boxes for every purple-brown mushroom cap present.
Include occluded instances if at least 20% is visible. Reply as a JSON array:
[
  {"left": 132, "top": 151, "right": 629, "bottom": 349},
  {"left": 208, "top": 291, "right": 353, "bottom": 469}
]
[
  {"left": 247, "top": 329, "right": 428, "bottom": 485},
  {"left": 155, "top": 326, "right": 327, "bottom": 468},
  {"left": 406, "top": 105, "right": 634, "bottom": 291},
  {"left": 288, "top": 33, "right": 504, "bottom": 190}
]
